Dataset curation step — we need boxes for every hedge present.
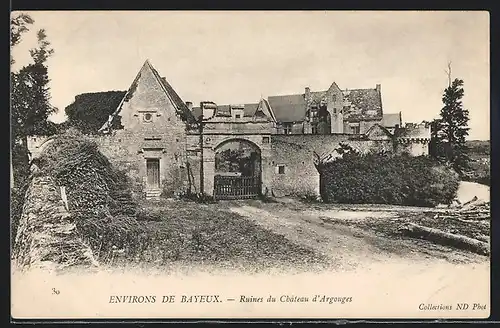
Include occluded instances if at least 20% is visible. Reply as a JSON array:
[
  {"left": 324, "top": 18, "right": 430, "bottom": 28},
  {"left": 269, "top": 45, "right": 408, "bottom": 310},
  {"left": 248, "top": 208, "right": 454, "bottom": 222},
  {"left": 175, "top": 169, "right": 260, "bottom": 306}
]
[{"left": 318, "top": 151, "right": 460, "bottom": 207}]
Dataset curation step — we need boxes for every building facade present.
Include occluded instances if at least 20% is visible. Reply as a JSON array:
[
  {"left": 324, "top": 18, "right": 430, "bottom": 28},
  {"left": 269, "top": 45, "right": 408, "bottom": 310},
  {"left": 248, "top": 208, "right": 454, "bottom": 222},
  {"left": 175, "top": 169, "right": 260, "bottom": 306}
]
[{"left": 28, "top": 60, "right": 431, "bottom": 199}]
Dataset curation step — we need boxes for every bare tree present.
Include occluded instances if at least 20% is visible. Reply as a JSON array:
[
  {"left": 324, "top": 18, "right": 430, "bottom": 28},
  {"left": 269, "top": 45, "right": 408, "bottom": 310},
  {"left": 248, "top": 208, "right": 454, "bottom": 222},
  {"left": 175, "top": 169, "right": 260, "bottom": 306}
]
[{"left": 444, "top": 61, "right": 452, "bottom": 87}]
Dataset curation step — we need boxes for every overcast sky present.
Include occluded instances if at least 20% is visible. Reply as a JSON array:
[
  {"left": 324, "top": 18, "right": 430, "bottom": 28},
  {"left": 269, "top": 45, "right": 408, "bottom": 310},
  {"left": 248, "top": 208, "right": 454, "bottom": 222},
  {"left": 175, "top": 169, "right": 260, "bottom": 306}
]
[{"left": 11, "top": 11, "right": 489, "bottom": 140}]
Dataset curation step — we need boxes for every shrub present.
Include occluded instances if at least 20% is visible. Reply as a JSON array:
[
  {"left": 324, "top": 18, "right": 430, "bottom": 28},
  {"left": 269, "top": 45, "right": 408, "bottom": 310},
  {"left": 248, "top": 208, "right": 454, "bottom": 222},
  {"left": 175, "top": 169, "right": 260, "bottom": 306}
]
[
  {"left": 36, "top": 130, "right": 141, "bottom": 261},
  {"left": 461, "top": 159, "right": 490, "bottom": 186},
  {"left": 476, "top": 175, "right": 491, "bottom": 186},
  {"left": 318, "top": 153, "right": 460, "bottom": 207}
]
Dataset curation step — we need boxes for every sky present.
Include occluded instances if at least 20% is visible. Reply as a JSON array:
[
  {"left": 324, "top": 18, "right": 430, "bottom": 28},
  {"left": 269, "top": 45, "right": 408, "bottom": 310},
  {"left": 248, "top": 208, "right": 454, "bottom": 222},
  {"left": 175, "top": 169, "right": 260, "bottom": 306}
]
[{"left": 11, "top": 11, "right": 490, "bottom": 140}]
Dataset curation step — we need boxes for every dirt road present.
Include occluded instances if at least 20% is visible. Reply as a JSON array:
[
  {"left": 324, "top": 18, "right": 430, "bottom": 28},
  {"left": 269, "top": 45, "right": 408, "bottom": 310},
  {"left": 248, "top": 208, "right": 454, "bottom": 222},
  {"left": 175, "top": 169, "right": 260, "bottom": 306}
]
[{"left": 227, "top": 199, "right": 488, "bottom": 272}]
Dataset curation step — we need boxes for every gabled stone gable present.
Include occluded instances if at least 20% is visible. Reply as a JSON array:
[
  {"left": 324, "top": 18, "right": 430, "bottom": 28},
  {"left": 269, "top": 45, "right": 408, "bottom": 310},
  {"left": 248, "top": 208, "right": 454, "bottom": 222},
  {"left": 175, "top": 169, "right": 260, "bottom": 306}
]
[
  {"left": 364, "top": 124, "right": 393, "bottom": 141},
  {"left": 94, "top": 61, "right": 194, "bottom": 197}
]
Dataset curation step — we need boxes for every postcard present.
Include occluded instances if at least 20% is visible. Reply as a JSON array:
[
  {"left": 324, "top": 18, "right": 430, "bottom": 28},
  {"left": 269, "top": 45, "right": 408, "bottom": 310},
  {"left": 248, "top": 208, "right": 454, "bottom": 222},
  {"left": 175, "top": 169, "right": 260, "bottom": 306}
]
[{"left": 10, "top": 10, "right": 490, "bottom": 320}]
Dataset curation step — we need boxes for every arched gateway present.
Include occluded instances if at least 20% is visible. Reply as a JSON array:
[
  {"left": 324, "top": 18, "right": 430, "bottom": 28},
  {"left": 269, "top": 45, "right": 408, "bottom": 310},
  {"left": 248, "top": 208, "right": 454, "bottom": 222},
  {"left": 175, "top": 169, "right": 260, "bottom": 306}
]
[{"left": 213, "top": 139, "right": 262, "bottom": 200}]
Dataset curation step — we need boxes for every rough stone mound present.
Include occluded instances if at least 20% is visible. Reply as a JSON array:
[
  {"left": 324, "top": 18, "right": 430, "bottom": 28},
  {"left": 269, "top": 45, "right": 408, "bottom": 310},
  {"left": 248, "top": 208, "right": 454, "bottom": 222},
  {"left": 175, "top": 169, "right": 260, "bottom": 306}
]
[{"left": 13, "top": 174, "right": 99, "bottom": 271}]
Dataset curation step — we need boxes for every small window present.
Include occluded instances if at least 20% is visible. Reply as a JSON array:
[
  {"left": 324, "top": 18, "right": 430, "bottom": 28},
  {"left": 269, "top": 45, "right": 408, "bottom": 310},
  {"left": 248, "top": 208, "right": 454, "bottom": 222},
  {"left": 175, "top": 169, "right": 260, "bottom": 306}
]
[
  {"left": 332, "top": 94, "right": 337, "bottom": 102},
  {"left": 284, "top": 124, "right": 292, "bottom": 134},
  {"left": 235, "top": 114, "right": 241, "bottom": 119},
  {"left": 143, "top": 113, "right": 153, "bottom": 122},
  {"left": 278, "top": 165, "right": 285, "bottom": 174},
  {"left": 352, "top": 126, "right": 360, "bottom": 134},
  {"left": 262, "top": 136, "right": 270, "bottom": 144}
]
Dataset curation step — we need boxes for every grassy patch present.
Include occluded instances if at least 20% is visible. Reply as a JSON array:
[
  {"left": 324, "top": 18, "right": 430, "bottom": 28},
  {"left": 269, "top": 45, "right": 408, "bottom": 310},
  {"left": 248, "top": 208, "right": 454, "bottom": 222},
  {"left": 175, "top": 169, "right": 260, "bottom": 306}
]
[{"left": 111, "top": 199, "right": 330, "bottom": 272}]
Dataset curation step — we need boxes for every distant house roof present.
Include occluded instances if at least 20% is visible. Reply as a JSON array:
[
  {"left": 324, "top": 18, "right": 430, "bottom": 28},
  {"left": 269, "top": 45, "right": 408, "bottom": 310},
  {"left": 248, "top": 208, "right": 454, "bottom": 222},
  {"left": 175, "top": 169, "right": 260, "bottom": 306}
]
[
  {"left": 190, "top": 83, "right": 383, "bottom": 124},
  {"left": 382, "top": 113, "right": 402, "bottom": 127},
  {"left": 364, "top": 123, "right": 394, "bottom": 140},
  {"left": 265, "top": 85, "right": 383, "bottom": 123},
  {"left": 267, "top": 94, "right": 307, "bottom": 123},
  {"left": 342, "top": 88, "right": 383, "bottom": 122},
  {"left": 192, "top": 103, "right": 259, "bottom": 119},
  {"left": 191, "top": 98, "right": 277, "bottom": 122}
]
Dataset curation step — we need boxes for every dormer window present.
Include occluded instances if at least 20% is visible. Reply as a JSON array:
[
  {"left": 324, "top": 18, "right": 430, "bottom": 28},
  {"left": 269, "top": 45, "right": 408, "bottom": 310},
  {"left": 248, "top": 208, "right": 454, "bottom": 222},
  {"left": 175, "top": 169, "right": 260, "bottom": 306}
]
[
  {"left": 230, "top": 105, "right": 244, "bottom": 120},
  {"left": 143, "top": 113, "right": 153, "bottom": 122}
]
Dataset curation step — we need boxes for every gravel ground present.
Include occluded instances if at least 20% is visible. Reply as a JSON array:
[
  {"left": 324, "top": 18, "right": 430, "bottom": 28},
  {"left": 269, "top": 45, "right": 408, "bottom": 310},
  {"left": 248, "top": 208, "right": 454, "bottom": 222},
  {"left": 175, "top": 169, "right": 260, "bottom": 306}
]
[{"left": 226, "top": 199, "right": 489, "bottom": 270}]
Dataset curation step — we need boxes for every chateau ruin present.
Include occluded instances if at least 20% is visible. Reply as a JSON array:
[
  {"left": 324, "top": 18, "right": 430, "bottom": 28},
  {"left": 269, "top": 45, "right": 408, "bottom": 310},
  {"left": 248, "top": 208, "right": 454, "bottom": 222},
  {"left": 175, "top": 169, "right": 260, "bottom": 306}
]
[{"left": 28, "top": 60, "right": 432, "bottom": 199}]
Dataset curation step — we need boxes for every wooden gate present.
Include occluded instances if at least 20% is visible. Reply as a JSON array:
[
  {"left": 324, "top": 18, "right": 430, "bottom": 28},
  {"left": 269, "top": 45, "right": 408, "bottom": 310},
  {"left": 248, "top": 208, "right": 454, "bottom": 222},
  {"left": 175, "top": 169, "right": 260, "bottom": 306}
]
[{"left": 214, "top": 175, "right": 261, "bottom": 200}]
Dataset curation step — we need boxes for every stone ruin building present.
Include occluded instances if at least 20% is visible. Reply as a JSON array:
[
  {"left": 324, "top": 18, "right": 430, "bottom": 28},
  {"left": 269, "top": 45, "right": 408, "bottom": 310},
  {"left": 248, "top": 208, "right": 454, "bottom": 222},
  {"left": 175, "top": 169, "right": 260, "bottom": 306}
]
[{"left": 28, "top": 60, "right": 432, "bottom": 200}]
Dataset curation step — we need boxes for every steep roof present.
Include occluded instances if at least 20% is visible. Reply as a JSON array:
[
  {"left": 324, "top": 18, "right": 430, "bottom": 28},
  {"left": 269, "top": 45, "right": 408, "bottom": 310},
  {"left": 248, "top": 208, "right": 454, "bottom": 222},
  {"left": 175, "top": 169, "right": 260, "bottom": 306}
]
[
  {"left": 99, "top": 60, "right": 196, "bottom": 132},
  {"left": 364, "top": 123, "right": 394, "bottom": 140},
  {"left": 266, "top": 85, "right": 383, "bottom": 123},
  {"left": 147, "top": 61, "right": 196, "bottom": 124},
  {"left": 267, "top": 94, "right": 307, "bottom": 122},
  {"left": 382, "top": 113, "right": 402, "bottom": 127},
  {"left": 191, "top": 103, "right": 259, "bottom": 119},
  {"left": 342, "top": 88, "right": 383, "bottom": 121},
  {"left": 254, "top": 98, "right": 277, "bottom": 122}
]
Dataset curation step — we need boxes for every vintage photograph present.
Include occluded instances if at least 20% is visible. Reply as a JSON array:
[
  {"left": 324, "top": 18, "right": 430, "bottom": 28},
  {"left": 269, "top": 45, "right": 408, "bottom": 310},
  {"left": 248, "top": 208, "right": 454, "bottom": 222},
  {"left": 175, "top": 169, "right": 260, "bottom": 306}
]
[{"left": 10, "top": 11, "right": 490, "bottom": 319}]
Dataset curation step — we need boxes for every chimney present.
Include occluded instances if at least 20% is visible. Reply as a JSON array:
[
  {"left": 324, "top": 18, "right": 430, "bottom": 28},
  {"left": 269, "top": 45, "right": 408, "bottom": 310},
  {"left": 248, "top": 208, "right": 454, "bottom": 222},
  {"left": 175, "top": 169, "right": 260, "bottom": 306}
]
[
  {"left": 186, "top": 101, "right": 193, "bottom": 111},
  {"left": 201, "top": 101, "right": 217, "bottom": 120},
  {"left": 376, "top": 84, "right": 381, "bottom": 93},
  {"left": 305, "top": 86, "right": 311, "bottom": 97}
]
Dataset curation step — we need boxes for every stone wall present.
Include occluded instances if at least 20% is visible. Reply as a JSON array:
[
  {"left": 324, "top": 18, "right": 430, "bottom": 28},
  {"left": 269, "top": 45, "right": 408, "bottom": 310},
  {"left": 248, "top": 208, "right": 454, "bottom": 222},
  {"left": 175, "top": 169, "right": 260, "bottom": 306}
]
[
  {"left": 394, "top": 123, "right": 431, "bottom": 156},
  {"left": 343, "top": 119, "right": 382, "bottom": 135},
  {"left": 13, "top": 173, "right": 98, "bottom": 271},
  {"left": 92, "top": 127, "right": 193, "bottom": 197},
  {"left": 270, "top": 138, "right": 320, "bottom": 197},
  {"left": 269, "top": 134, "right": 394, "bottom": 197},
  {"left": 395, "top": 139, "right": 430, "bottom": 156},
  {"left": 272, "top": 134, "right": 393, "bottom": 158},
  {"left": 26, "top": 118, "right": 428, "bottom": 200}
]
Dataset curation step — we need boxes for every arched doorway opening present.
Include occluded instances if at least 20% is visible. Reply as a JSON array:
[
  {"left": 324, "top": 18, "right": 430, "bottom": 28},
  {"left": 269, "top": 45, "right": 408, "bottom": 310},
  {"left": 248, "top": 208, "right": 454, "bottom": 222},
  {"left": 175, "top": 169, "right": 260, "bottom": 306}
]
[{"left": 213, "top": 139, "right": 262, "bottom": 200}]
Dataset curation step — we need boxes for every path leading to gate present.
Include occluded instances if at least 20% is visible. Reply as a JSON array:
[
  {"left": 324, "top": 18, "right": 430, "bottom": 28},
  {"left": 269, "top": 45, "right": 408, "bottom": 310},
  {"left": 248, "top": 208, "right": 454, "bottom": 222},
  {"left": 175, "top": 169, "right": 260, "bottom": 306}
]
[{"left": 226, "top": 199, "right": 488, "bottom": 272}]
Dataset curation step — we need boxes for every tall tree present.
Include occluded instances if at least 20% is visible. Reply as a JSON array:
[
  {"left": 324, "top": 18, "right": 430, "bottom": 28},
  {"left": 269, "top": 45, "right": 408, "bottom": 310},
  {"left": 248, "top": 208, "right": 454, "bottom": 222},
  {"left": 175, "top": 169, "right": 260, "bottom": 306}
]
[
  {"left": 10, "top": 13, "right": 34, "bottom": 64},
  {"left": 436, "top": 78, "right": 470, "bottom": 174},
  {"left": 11, "top": 13, "right": 56, "bottom": 186}
]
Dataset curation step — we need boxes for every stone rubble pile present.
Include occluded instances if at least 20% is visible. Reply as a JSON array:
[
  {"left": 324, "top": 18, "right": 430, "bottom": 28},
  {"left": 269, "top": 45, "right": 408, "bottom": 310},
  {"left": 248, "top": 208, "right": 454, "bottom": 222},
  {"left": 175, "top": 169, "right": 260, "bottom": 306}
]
[{"left": 12, "top": 173, "right": 99, "bottom": 271}]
